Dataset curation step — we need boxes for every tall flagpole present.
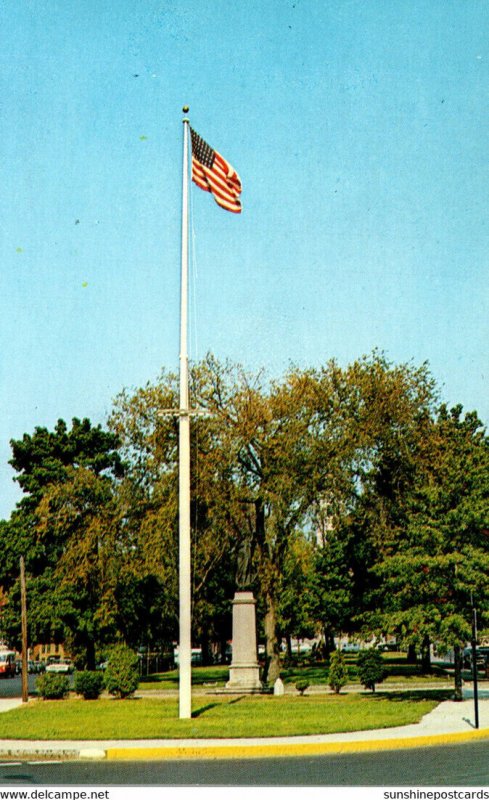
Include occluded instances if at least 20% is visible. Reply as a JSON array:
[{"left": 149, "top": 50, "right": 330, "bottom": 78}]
[{"left": 179, "top": 106, "right": 192, "bottom": 719}]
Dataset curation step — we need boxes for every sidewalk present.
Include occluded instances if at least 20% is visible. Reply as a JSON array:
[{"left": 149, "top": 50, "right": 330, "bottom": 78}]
[{"left": 0, "top": 692, "right": 488, "bottom": 762}]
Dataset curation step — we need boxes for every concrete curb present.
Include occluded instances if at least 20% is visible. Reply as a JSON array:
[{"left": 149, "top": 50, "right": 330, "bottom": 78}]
[
  {"left": 104, "top": 728, "right": 489, "bottom": 760},
  {"left": 1, "top": 729, "right": 488, "bottom": 762}
]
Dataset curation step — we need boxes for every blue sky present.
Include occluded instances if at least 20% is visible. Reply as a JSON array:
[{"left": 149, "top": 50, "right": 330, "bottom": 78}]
[{"left": 1, "top": 0, "right": 488, "bottom": 518}]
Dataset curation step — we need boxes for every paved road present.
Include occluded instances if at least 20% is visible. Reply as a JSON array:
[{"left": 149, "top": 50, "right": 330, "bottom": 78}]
[
  {"left": 0, "top": 674, "right": 38, "bottom": 697},
  {"left": 0, "top": 673, "right": 77, "bottom": 698},
  {"left": 0, "top": 741, "right": 488, "bottom": 786}
]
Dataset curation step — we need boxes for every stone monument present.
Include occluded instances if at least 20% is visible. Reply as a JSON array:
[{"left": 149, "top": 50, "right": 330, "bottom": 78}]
[{"left": 225, "top": 536, "right": 262, "bottom": 692}]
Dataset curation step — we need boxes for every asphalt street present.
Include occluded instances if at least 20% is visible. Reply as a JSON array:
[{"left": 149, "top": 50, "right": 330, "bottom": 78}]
[
  {"left": 0, "top": 741, "right": 488, "bottom": 786},
  {"left": 0, "top": 674, "right": 38, "bottom": 698}
]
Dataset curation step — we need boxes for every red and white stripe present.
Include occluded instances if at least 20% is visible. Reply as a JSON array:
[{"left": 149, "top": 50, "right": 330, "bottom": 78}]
[{"left": 191, "top": 148, "right": 242, "bottom": 213}]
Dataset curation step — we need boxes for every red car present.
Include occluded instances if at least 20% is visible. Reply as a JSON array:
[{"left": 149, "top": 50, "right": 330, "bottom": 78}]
[{"left": 0, "top": 651, "right": 16, "bottom": 678}]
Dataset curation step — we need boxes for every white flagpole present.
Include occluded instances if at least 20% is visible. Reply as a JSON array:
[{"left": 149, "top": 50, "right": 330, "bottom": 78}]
[{"left": 178, "top": 106, "right": 192, "bottom": 719}]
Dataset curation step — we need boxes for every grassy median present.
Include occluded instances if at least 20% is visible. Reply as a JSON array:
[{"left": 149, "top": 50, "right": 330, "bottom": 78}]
[
  {"left": 0, "top": 692, "right": 446, "bottom": 740},
  {"left": 137, "top": 658, "right": 453, "bottom": 691}
]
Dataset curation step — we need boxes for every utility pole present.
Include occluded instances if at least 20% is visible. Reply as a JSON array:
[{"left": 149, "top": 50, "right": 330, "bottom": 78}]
[
  {"left": 20, "top": 556, "right": 28, "bottom": 704},
  {"left": 471, "top": 595, "right": 479, "bottom": 729}
]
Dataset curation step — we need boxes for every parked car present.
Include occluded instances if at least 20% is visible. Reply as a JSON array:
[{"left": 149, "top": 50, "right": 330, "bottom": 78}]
[
  {"left": 0, "top": 651, "right": 17, "bottom": 678},
  {"left": 173, "top": 647, "right": 202, "bottom": 666},
  {"left": 341, "top": 643, "right": 360, "bottom": 653},
  {"left": 45, "top": 660, "right": 73, "bottom": 674},
  {"left": 463, "top": 647, "right": 489, "bottom": 669},
  {"left": 28, "top": 660, "right": 45, "bottom": 674}
]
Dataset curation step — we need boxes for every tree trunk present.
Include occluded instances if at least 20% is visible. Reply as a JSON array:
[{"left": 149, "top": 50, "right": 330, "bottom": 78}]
[
  {"left": 200, "top": 630, "right": 213, "bottom": 666},
  {"left": 285, "top": 632, "right": 292, "bottom": 660},
  {"left": 324, "top": 629, "right": 336, "bottom": 656},
  {"left": 421, "top": 636, "right": 431, "bottom": 672},
  {"left": 407, "top": 644, "right": 417, "bottom": 664},
  {"left": 86, "top": 638, "right": 96, "bottom": 671},
  {"left": 262, "top": 592, "right": 281, "bottom": 686},
  {"left": 453, "top": 644, "right": 463, "bottom": 701},
  {"left": 254, "top": 498, "right": 283, "bottom": 685}
]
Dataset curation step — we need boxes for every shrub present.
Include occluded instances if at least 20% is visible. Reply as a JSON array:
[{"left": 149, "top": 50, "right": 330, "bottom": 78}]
[
  {"left": 328, "top": 649, "right": 348, "bottom": 694},
  {"left": 36, "top": 673, "right": 70, "bottom": 700},
  {"left": 104, "top": 645, "right": 139, "bottom": 699},
  {"left": 357, "top": 648, "right": 387, "bottom": 692},
  {"left": 295, "top": 679, "right": 309, "bottom": 696},
  {"left": 74, "top": 670, "right": 104, "bottom": 700}
]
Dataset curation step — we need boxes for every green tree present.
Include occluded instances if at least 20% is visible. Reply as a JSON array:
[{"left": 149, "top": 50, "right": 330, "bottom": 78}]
[
  {"left": 104, "top": 644, "right": 139, "bottom": 698},
  {"left": 109, "top": 353, "right": 442, "bottom": 685},
  {"left": 308, "top": 523, "right": 355, "bottom": 654},
  {"left": 369, "top": 405, "right": 489, "bottom": 698},
  {"left": 357, "top": 648, "right": 386, "bottom": 692},
  {"left": 109, "top": 364, "right": 235, "bottom": 662},
  {"left": 196, "top": 358, "right": 350, "bottom": 684},
  {"left": 299, "top": 353, "right": 438, "bottom": 659},
  {"left": 0, "top": 418, "right": 124, "bottom": 662},
  {"left": 277, "top": 534, "right": 317, "bottom": 659},
  {"left": 326, "top": 355, "right": 439, "bottom": 644},
  {"left": 328, "top": 649, "right": 349, "bottom": 693},
  {"left": 10, "top": 417, "right": 123, "bottom": 513},
  {"left": 34, "top": 467, "right": 122, "bottom": 668},
  {"left": 111, "top": 357, "right": 336, "bottom": 683}
]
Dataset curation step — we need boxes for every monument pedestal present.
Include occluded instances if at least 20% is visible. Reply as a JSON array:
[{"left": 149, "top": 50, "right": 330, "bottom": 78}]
[{"left": 226, "top": 591, "right": 262, "bottom": 692}]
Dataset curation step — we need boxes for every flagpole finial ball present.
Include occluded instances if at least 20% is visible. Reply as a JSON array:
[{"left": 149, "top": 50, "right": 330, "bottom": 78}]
[{"left": 182, "top": 105, "right": 189, "bottom": 114}]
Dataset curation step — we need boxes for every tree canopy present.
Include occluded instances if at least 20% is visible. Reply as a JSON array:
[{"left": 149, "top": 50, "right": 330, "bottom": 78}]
[{"left": 0, "top": 355, "right": 487, "bottom": 691}]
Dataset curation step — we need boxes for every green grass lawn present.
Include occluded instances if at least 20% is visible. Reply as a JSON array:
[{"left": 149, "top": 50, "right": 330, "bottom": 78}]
[
  {"left": 0, "top": 693, "right": 444, "bottom": 740},
  {"left": 139, "top": 665, "right": 228, "bottom": 690},
  {"left": 138, "top": 658, "right": 451, "bottom": 691}
]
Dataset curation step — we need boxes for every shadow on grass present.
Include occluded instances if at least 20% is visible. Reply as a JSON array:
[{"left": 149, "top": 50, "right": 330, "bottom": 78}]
[
  {"left": 191, "top": 702, "right": 220, "bottom": 718},
  {"left": 281, "top": 663, "right": 329, "bottom": 684},
  {"left": 191, "top": 696, "right": 247, "bottom": 717},
  {"left": 227, "top": 696, "right": 246, "bottom": 706},
  {"left": 384, "top": 663, "right": 450, "bottom": 678},
  {"left": 119, "top": 695, "right": 142, "bottom": 701},
  {"left": 373, "top": 689, "right": 453, "bottom": 703}
]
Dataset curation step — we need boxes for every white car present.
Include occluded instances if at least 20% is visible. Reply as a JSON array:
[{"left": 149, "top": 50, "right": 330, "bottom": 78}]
[
  {"left": 45, "top": 661, "right": 73, "bottom": 674},
  {"left": 341, "top": 643, "right": 360, "bottom": 653}
]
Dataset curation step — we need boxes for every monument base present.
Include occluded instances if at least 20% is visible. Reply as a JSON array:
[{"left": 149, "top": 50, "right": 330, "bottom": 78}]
[
  {"left": 226, "top": 663, "right": 262, "bottom": 691},
  {"left": 226, "top": 590, "right": 262, "bottom": 692},
  {"left": 217, "top": 685, "right": 267, "bottom": 695}
]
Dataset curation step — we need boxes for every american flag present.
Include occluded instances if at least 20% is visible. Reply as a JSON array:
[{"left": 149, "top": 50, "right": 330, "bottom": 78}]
[{"left": 190, "top": 128, "right": 242, "bottom": 213}]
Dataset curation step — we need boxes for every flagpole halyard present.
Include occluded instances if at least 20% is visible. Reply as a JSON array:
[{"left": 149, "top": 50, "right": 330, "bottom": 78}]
[{"left": 178, "top": 105, "right": 192, "bottom": 720}]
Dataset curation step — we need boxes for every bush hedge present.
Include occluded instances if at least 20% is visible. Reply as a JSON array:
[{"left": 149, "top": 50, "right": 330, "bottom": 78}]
[
  {"left": 104, "top": 645, "right": 139, "bottom": 699},
  {"left": 74, "top": 670, "right": 104, "bottom": 700},
  {"left": 328, "top": 650, "right": 349, "bottom": 694},
  {"left": 357, "top": 648, "right": 387, "bottom": 692},
  {"left": 295, "top": 679, "right": 309, "bottom": 696},
  {"left": 36, "top": 673, "right": 70, "bottom": 700}
]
